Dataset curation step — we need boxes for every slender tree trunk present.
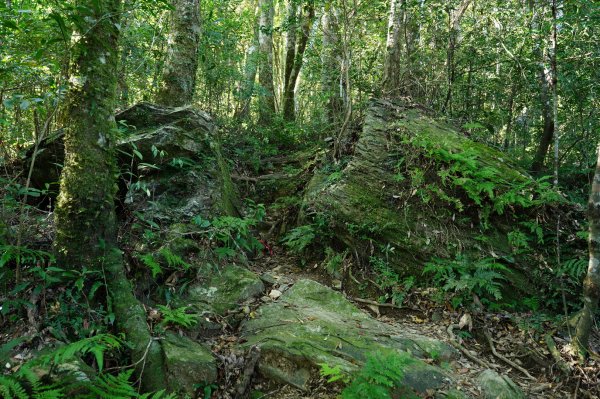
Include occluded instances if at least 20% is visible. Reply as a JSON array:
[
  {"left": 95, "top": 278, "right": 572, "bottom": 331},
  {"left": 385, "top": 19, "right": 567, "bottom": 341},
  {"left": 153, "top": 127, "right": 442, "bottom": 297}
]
[
  {"left": 258, "top": 0, "right": 275, "bottom": 125},
  {"left": 156, "top": 0, "right": 201, "bottom": 107},
  {"left": 54, "top": 0, "right": 167, "bottom": 391},
  {"left": 441, "top": 0, "right": 472, "bottom": 113},
  {"left": 321, "top": 5, "right": 343, "bottom": 126},
  {"left": 235, "top": 4, "right": 260, "bottom": 120},
  {"left": 282, "top": 1, "right": 315, "bottom": 121},
  {"left": 282, "top": 0, "right": 298, "bottom": 120},
  {"left": 382, "top": 0, "right": 404, "bottom": 97},
  {"left": 575, "top": 144, "right": 600, "bottom": 358},
  {"left": 530, "top": 0, "right": 556, "bottom": 173}
]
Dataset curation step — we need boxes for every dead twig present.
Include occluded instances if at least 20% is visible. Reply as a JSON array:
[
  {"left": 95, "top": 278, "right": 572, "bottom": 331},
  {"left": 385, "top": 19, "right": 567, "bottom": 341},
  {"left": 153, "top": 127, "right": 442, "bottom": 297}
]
[
  {"left": 484, "top": 329, "right": 536, "bottom": 380},
  {"left": 447, "top": 323, "right": 492, "bottom": 369}
]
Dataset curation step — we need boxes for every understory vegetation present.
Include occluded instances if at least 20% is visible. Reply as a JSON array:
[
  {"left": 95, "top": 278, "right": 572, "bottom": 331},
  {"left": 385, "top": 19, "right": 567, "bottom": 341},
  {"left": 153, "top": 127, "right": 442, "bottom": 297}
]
[{"left": 1, "top": 0, "right": 599, "bottom": 398}]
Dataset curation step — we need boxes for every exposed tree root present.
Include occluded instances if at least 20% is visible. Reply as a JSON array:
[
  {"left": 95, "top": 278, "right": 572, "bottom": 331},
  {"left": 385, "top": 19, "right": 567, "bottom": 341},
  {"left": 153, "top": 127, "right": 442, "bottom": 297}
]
[{"left": 483, "top": 329, "right": 536, "bottom": 380}]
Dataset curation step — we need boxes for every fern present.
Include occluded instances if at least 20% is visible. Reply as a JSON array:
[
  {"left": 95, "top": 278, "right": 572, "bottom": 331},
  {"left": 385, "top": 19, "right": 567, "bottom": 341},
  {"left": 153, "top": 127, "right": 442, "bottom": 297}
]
[
  {"left": 558, "top": 258, "right": 587, "bottom": 281},
  {"left": 159, "top": 247, "right": 190, "bottom": 270},
  {"left": 336, "top": 351, "right": 413, "bottom": 399},
  {"left": 281, "top": 225, "right": 316, "bottom": 254},
  {"left": 157, "top": 304, "right": 198, "bottom": 328},
  {"left": 139, "top": 253, "right": 162, "bottom": 278},
  {"left": 0, "top": 334, "right": 177, "bottom": 399},
  {"left": 424, "top": 255, "right": 509, "bottom": 307},
  {"left": 37, "top": 334, "right": 122, "bottom": 372}
]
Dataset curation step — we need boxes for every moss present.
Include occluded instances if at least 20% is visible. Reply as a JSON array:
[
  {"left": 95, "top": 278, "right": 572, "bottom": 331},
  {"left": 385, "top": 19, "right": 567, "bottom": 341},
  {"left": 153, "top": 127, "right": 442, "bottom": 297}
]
[
  {"left": 187, "top": 265, "right": 264, "bottom": 315},
  {"left": 240, "top": 279, "right": 457, "bottom": 393},
  {"left": 302, "top": 99, "right": 563, "bottom": 287}
]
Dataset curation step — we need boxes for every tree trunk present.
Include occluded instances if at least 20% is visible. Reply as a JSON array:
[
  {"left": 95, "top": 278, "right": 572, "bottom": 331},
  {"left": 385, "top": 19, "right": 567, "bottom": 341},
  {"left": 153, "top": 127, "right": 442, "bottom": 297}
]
[
  {"left": 321, "top": 5, "right": 343, "bottom": 126},
  {"left": 258, "top": 0, "right": 275, "bottom": 125},
  {"left": 235, "top": 3, "right": 260, "bottom": 120},
  {"left": 54, "top": 0, "right": 167, "bottom": 391},
  {"left": 156, "top": 0, "right": 201, "bottom": 107},
  {"left": 530, "top": 0, "right": 555, "bottom": 173},
  {"left": 575, "top": 144, "right": 600, "bottom": 358},
  {"left": 382, "top": 0, "right": 404, "bottom": 97},
  {"left": 441, "top": 0, "right": 472, "bottom": 113},
  {"left": 282, "top": 1, "right": 315, "bottom": 121}
]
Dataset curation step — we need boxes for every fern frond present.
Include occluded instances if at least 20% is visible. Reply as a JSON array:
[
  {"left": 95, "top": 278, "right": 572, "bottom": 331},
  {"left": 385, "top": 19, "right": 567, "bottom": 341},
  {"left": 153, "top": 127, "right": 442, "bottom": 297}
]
[{"left": 0, "top": 375, "right": 29, "bottom": 399}]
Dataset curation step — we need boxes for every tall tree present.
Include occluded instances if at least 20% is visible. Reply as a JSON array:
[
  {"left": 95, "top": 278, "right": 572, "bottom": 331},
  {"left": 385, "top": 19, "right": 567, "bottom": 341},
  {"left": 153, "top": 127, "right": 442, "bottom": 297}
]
[
  {"left": 441, "top": 0, "right": 472, "bottom": 113},
  {"left": 575, "top": 144, "right": 600, "bottom": 358},
  {"left": 257, "top": 0, "right": 276, "bottom": 124},
  {"left": 282, "top": 0, "right": 315, "bottom": 121},
  {"left": 382, "top": 0, "right": 404, "bottom": 97},
  {"left": 156, "top": 0, "right": 201, "bottom": 107},
  {"left": 53, "top": 0, "right": 166, "bottom": 391},
  {"left": 321, "top": 3, "right": 343, "bottom": 125},
  {"left": 530, "top": 0, "right": 556, "bottom": 173},
  {"left": 235, "top": 2, "right": 260, "bottom": 120}
]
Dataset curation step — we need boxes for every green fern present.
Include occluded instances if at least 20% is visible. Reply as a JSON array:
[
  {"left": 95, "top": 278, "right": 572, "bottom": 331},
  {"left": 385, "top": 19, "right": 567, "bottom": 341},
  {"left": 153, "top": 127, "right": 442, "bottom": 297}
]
[
  {"left": 281, "top": 225, "right": 316, "bottom": 254},
  {"left": 558, "top": 258, "right": 587, "bottom": 281},
  {"left": 336, "top": 351, "right": 413, "bottom": 399},
  {"left": 139, "top": 253, "right": 162, "bottom": 278},
  {"left": 157, "top": 304, "right": 198, "bottom": 328},
  {"left": 424, "top": 255, "right": 509, "bottom": 307}
]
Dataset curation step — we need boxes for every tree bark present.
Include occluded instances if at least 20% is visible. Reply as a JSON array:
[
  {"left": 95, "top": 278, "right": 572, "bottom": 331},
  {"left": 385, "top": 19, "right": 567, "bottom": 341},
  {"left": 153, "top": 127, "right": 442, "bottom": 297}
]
[
  {"left": 258, "top": 0, "right": 275, "bottom": 125},
  {"left": 441, "top": 0, "right": 472, "bottom": 113},
  {"left": 282, "top": 1, "right": 315, "bottom": 121},
  {"left": 321, "top": 5, "right": 343, "bottom": 126},
  {"left": 530, "top": 0, "right": 556, "bottom": 173},
  {"left": 156, "top": 0, "right": 201, "bottom": 107},
  {"left": 382, "top": 0, "right": 404, "bottom": 97},
  {"left": 235, "top": 3, "right": 260, "bottom": 120},
  {"left": 54, "top": 0, "right": 167, "bottom": 391},
  {"left": 575, "top": 144, "right": 600, "bottom": 358}
]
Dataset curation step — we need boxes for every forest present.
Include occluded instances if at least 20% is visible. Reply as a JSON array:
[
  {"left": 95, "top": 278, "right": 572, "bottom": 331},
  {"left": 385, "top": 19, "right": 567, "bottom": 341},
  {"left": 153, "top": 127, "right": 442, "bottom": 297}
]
[{"left": 0, "top": 0, "right": 599, "bottom": 398}]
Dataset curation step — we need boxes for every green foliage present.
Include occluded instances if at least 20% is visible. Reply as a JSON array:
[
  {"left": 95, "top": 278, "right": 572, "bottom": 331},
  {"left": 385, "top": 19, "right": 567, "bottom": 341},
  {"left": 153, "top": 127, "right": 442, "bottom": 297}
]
[
  {"left": 156, "top": 304, "right": 198, "bottom": 328},
  {"left": 281, "top": 225, "right": 316, "bottom": 254},
  {"left": 0, "top": 335, "right": 176, "bottom": 399},
  {"left": 324, "top": 247, "right": 347, "bottom": 277},
  {"left": 321, "top": 351, "right": 414, "bottom": 399},
  {"left": 192, "top": 201, "right": 266, "bottom": 260},
  {"left": 319, "top": 363, "right": 350, "bottom": 384},
  {"left": 370, "top": 256, "right": 414, "bottom": 306},
  {"left": 423, "top": 255, "right": 510, "bottom": 308},
  {"left": 558, "top": 257, "right": 587, "bottom": 282}
]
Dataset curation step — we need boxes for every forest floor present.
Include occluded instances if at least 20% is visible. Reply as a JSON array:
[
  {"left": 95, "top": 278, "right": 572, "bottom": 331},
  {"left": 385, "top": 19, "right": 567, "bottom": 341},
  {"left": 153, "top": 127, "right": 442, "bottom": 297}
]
[{"left": 231, "top": 249, "right": 600, "bottom": 399}]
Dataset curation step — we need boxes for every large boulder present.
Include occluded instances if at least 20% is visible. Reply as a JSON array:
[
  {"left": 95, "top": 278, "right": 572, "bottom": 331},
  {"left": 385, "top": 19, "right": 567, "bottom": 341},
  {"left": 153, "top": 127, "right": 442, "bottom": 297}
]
[
  {"left": 240, "top": 279, "right": 460, "bottom": 394},
  {"left": 302, "top": 99, "right": 579, "bottom": 280},
  {"left": 26, "top": 102, "right": 238, "bottom": 220}
]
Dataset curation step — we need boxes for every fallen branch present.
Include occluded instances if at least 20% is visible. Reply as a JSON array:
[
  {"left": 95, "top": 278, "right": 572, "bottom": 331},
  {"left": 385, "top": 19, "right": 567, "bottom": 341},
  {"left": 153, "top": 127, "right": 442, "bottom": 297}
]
[
  {"left": 446, "top": 323, "right": 492, "bottom": 369},
  {"left": 484, "top": 329, "right": 536, "bottom": 380},
  {"left": 350, "top": 297, "right": 421, "bottom": 312},
  {"left": 544, "top": 333, "right": 572, "bottom": 374}
]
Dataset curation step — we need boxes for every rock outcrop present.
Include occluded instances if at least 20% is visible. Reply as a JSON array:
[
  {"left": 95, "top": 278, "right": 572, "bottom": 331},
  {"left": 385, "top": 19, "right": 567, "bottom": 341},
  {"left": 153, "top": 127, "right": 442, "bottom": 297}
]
[{"left": 302, "top": 99, "right": 577, "bottom": 282}]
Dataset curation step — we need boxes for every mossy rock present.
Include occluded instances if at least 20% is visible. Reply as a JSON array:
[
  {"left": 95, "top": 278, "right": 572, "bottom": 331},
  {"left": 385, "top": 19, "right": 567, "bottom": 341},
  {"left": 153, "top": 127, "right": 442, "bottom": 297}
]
[
  {"left": 162, "top": 332, "right": 217, "bottom": 395},
  {"left": 302, "top": 99, "right": 576, "bottom": 284},
  {"left": 240, "top": 279, "right": 457, "bottom": 393},
  {"left": 25, "top": 102, "right": 239, "bottom": 219},
  {"left": 476, "top": 369, "right": 525, "bottom": 399},
  {"left": 187, "top": 265, "right": 265, "bottom": 315}
]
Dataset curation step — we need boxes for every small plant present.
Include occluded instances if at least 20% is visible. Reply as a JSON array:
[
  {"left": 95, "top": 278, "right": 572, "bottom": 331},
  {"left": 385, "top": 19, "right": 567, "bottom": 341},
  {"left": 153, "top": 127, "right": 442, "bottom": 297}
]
[
  {"left": 281, "top": 225, "right": 316, "bottom": 254},
  {"left": 157, "top": 305, "right": 198, "bottom": 328},
  {"left": 423, "top": 255, "right": 510, "bottom": 308},
  {"left": 321, "top": 351, "right": 414, "bottom": 399},
  {"left": 370, "top": 256, "right": 414, "bottom": 306}
]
